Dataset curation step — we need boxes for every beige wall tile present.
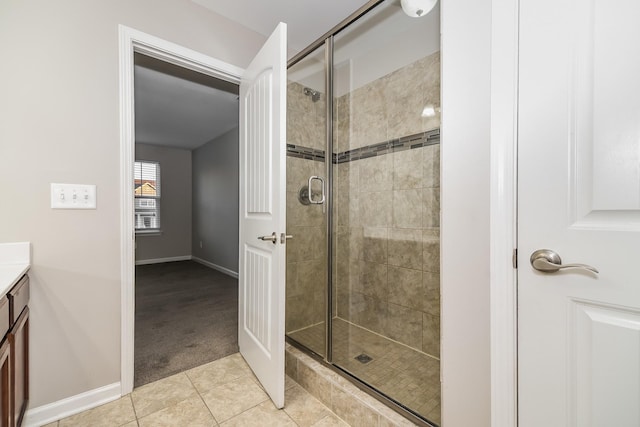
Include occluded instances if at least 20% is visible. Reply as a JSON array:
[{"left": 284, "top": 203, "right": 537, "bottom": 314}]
[
  {"left": 422, "top": 313, "right": 440, "bottom": 358},
  {"left": 388, "top": 266, "right": 423, "bottom": 310},
  {"left": 422, "top": 230, "right": 440, "bottom": 273},
  {"left": 362, "top": 227, "right": 388, "bottom": 264},
  {"left": 422, "top": 272, "right": 440, "bottom": 317},
  {"left": 285, "top": 352, "right": 298, "bottom": 381},
  {"left": 283, "top": 384, "right": 332, "bottom": 427},
  {"left": 360, "top": 190, "right": 392, "bottom": 227},
  {"left": 388, "top": 228, "right": 423, "bottom": 270},
  {"left": 423, "top": 144, "right": 440, "bottom": 189},
  {"left": 358, "top": 261, "right": 388, "bottom": 301},
  {"left": 330, "top": 386, "right": 380, "bottom": 427},
  {"left": 393, "top": 149, "right": 424, "bottom": 190},
  {"left": 359, "top": 156, "right": 393, "bottom": 192},
  {"left": 422, "top": 188, "right": 440, "bottom": 228},
  {"left": 393, "top": 189, "right": 423, "bottom": 228},
  {"left": 297, "top": 360, "right": 332, "bottom": 407},
  {"left": 384, "top": 303, "right": 423, "bottom": 350},
  {"left": 348, "top": 292, "right": 387, "bottom": 335}
]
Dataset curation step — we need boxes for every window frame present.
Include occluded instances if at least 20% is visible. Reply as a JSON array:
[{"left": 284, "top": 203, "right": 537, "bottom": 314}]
[{"left": 134, "top": 160, "right": 162, "bottom": 234}]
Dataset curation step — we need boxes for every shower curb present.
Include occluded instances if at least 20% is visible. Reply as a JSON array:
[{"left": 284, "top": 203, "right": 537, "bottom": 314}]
[{"left": 285, "top": 343, "right": 421, "bottom": 427}]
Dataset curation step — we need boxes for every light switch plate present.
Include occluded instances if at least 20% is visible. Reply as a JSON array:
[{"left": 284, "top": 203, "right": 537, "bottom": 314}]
[{"left": 51, "top": 183, "right": 97, "bottom": 209}]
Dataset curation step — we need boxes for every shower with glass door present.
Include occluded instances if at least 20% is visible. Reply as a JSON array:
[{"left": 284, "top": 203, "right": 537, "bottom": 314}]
[{"left": 285, "top": 0, "right": 441, "bottom": 424}]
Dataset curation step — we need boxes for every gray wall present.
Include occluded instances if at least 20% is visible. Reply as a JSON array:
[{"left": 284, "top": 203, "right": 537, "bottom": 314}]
[
  {"left": 0, "top": 0, "right": 264, "bottom": 409},
  {"left": 192, "top": 127, "right": 239, "bottom": 274},
  {"left": 135, "top": 144, "right": 192, "bottom": 262}
]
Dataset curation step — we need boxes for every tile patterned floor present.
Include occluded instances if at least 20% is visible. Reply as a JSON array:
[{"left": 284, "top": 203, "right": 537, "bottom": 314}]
[
  {"left": 288, "top": 318, "right": 440, "bottom": 424},
  {"left": 46, "top": 353, "right": 349, "bottom": 427}
]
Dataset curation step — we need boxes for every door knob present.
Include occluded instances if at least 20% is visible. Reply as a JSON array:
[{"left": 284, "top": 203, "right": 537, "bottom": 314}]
[
  {"left": 530, "top": 249, "right": 599, "bottom": 274},
  {"left": 280, "top": 233, "right": 293, "bottom": 244},
  {"left": 257, "top": 232, "right": 278, "bottom": 244}
]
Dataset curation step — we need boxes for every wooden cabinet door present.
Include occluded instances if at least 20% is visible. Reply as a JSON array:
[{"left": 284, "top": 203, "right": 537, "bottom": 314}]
[
  {"left": 0, "top": 339, "right": 10, "bottom": 427},
  {"left": 9, "top": 308, "right": 28, "bottom": 427}
]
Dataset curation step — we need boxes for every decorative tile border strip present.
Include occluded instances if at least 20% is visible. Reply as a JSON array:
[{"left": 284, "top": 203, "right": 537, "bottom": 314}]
[
  {"left": 286, "top": 128, "right": 440, "bottom": 164},
  {"left": 286, "top": 144, "right": 326, "bottom": 161}
]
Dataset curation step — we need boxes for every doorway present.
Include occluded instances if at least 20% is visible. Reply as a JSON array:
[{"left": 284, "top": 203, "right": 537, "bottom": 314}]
[
  {"left": 119, "top": 26, "right": 246, "bottom": 394},
  {"left": 132, "top": 53, "right": 240, "bottom": 387}
]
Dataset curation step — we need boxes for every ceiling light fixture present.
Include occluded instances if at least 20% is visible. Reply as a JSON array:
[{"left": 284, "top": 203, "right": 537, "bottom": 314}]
[{"left": 401, "top": 0, "right": 438, "bottom": 17}]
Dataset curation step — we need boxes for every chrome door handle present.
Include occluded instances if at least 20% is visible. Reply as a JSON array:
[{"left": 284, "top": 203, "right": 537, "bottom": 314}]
[
  {"left": 307, "top": 176, "right": 325, "bottom": 204},
  {"left": 258, "top": 232, "right": 278, "bottom": 244},
  {"left": 280, "top": 233, "right": 293, "bottom": 244},
  {"left": 530, "top": 249, "right": 599, "bottom": 274}
]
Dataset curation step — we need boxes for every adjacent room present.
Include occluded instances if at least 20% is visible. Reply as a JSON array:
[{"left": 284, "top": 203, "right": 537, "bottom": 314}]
[{"left": 132, "top": 53, "right": 240, "bottom": 386}]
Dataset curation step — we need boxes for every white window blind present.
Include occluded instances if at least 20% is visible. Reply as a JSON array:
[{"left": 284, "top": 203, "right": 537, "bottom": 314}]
[{"left": 134, "top": 161, "right": 161, "bottom": 231}]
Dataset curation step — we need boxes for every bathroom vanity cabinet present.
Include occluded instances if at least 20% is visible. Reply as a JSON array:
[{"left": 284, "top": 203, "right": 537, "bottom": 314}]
[{"left": 0, "top": 275, "right": 29, "bottom": 427}]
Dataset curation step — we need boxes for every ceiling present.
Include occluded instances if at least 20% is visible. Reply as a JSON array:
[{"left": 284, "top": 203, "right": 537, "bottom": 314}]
[
  {"left": 192, "top": 0, "right": 371, "bottom": 54},
  {"left": 134, "top": 56, "right": 239, "bottom": 150},
  {"left": 136, "top": 0, "right": 370, "bottom": 150}
]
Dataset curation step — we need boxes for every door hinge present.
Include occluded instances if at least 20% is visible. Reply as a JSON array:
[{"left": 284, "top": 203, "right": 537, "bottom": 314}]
[{"left": 512, "top": 248, "right": 518, "bottom": 269}]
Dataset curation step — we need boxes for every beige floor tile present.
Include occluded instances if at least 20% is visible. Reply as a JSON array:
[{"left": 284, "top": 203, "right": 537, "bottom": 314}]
[
  {"left": 121, "top": 422, "right": 139, "bottom": 427},
  {"left": 58, "top": 396, "right": 136, "bottom": 427},
  {"left": 137, "top": 396, "right": 217, "bottom": 427},
  {"left": 201, "top": 375, "right": 269, "bottom": 422},
  {"left": 186, "top": 354, "right": 249, "bottom": 394},
  {"left": 285, "top": 375, "right": 297, "bottom": 390},
  {"left": 220, "top": 400, "right": 296, "bottom": 427},
  {"left": 42, "top": 423, "right": 59, "bottom": 427},
  {"left": 131, "top": 373, "right": 198, "bottom": 418},
  {"left": 311, "top": 414, "right": 350, "bottom": 427},
  {"left": 283, "top": 384, "right": 331, "bottom": 427}
]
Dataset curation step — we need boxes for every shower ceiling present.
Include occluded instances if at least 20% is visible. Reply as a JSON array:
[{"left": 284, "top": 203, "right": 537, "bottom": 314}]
[{"left": 287, "top": 1, "right": 440, "bottom": 96}]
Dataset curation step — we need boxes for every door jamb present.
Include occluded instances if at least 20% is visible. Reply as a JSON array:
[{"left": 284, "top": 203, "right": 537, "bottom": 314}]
[
  {"left": 118, "top": 25, "right": 244, "bottom": 394},
  {"left": 489, "top": 0, "right": 519, "bottom": 425}
]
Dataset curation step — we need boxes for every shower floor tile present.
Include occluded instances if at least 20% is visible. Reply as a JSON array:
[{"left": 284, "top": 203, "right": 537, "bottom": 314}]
[{"left": 288, "top": 318, "right": 441, "bottom": 425}]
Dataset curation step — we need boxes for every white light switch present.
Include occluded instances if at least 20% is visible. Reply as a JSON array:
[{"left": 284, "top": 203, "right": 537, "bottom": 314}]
[{"left": 51, "top": 183, "right": 97, "bottom": 209}]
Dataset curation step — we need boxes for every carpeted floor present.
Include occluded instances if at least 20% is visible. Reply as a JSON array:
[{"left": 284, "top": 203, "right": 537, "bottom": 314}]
[{"left": 134, "top": 260, "right": 238, "bottom": 387}]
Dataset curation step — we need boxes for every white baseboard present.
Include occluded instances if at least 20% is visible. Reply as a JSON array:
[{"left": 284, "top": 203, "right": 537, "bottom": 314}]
[
  {"left": 192, "top": 256, "right": 238, "bottom": 278},
  {"left": 24, "top": 382, "right": 121, "bottom": 427},
  {"left": 135, "top": 255, "right": 192, "bottom": 265}
]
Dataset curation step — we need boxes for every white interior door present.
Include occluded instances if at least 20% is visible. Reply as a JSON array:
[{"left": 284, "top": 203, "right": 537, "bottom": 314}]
[
  {"left": 238, "top": 22, "right": 287, "bottom": 409},
  {"left": 518, "top": 0, "right": 640, "bottom": 425}
]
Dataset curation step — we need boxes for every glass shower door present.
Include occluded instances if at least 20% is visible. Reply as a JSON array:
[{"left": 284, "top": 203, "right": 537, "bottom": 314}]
[
  {"left": 284, "top": 45, "right": 328, "bottom": 357},
  {"left": 331, "top": 0, "right": 442, "bottom": 422}
]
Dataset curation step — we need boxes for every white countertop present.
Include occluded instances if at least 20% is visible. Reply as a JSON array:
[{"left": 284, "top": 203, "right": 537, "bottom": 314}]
[{"left": 0, "top": 242, "right": 31, "bottom": 296}]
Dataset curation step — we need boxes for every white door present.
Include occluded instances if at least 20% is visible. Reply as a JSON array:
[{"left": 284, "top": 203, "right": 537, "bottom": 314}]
[
  {"left": 238, "top": 22, "right": 287, "bottom": 409},
  {"left": 518, "top": 0, "right": 640, "bottom": 425}
]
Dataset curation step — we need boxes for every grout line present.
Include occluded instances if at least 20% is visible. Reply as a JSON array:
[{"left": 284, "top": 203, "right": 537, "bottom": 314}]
[
  {"left": 184, "top": 368, "right": 221, "bottom": 426},
  {"left": 127, "top": 394, "right": 140, "bottom": 425}
]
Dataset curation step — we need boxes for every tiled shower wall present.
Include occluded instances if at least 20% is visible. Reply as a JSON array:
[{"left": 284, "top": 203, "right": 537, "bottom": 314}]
[
  {"left": 285, "top": 51, "right": 441, "bottom": 359},
  {"left": 285, "top": 81, "right": 327, "bottom": 333},
  {"left": 333, "top": 51, "right": 441, "bottom": 357}
]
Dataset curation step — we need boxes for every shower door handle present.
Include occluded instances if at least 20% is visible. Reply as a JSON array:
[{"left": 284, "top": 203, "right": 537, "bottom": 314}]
[{"left": 307, "top": 176, "right": 326, "bottom": 204}]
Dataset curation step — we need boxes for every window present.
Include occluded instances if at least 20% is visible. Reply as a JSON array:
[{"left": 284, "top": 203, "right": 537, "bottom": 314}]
[{"left": 134, "top": 161, "right": 160, "bottom": 232}]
